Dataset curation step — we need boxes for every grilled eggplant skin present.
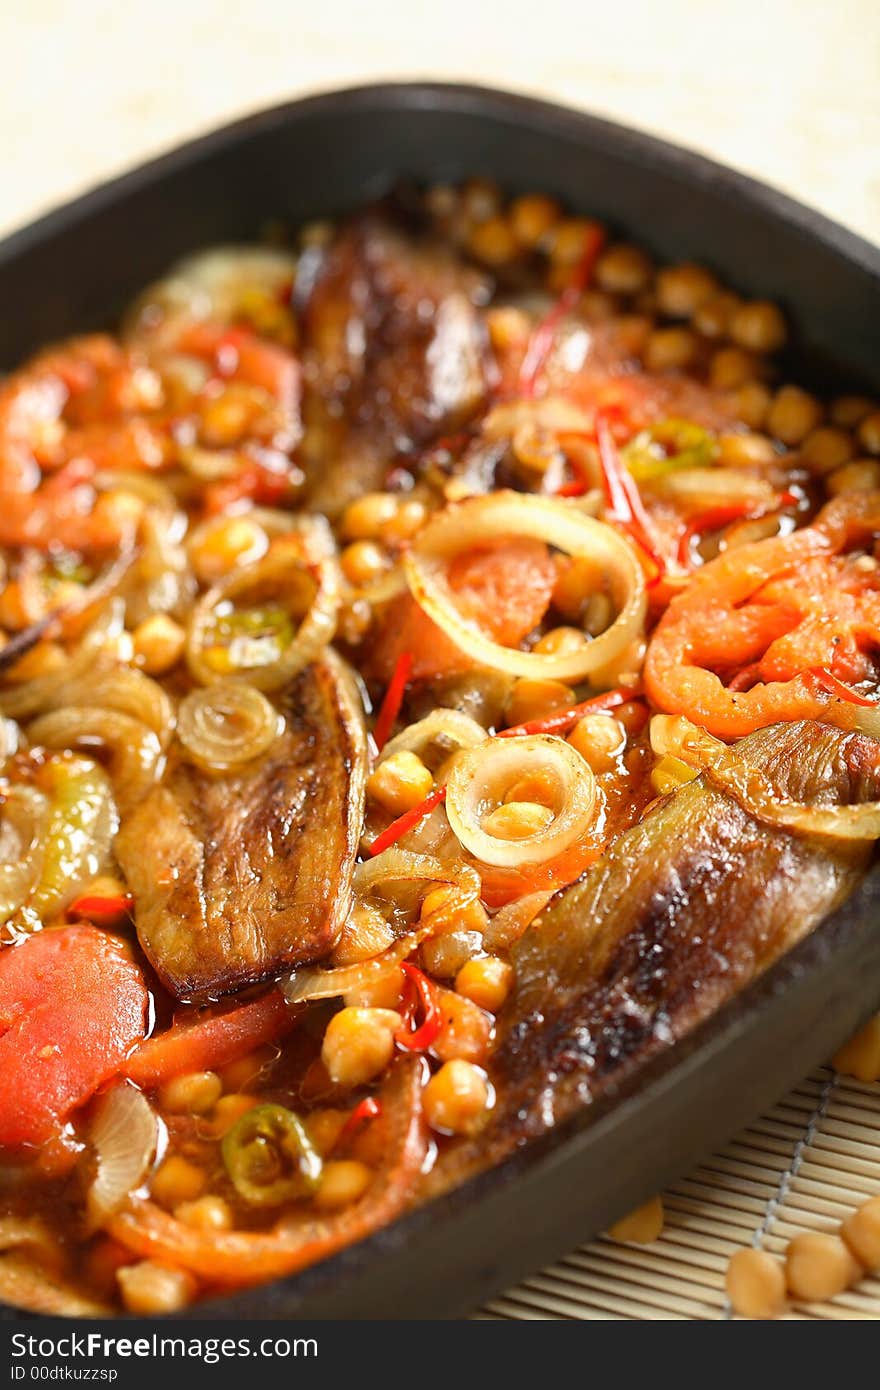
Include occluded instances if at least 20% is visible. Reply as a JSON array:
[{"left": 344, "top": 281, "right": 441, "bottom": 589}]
[
  {"left": 117, "top": 652, "right": 367, "bottom": 1002},
  {"left": 434, "top": 721, "right": 880, "bottom": 1183}
]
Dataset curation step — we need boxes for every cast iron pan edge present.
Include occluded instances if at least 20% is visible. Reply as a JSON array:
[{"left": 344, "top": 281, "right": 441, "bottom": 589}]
[{"left": 1, "top": 83, "right": 879, "bottom": 1320}]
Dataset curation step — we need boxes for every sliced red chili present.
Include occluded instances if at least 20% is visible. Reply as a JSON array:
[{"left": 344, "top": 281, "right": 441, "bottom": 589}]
[
  {"left": 335, "top": 1096, "right": 383, "bottom": 1149},
  {"left": 394, "top": 963, "right": 443, "bottom": 1052},
  {"left": 367, "top": 785, "right": 447, "bottom": 858},
  {"left": 518, "top": 225, "right": 606, "bottom": 398},
  {"left": 68, "top": 893, "right": 134, "bottom": 919},
  {"left": 677, "top": 492, "right": 798, "bottom": 572},
  {"left": 595, "top": 413, "right": 666, "bottom": 584},
  {"left": 498, "top": 685, "right": 641, "bottom": 739},
  {"left": 372, "top": 651, "right": 413, "bottom": 753},
  {"left": 809, "top": 666, "right": 877, "bottom": 706}
]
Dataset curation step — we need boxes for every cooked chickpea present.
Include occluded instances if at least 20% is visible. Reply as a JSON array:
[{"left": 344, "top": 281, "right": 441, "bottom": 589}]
[
  {"left": 509, "top": 194, "right": 560, "bottom": 249},
  {"left": 117, "top": 1260, "right": 197, "bottom": 1315},
  {"left": 381, "top": 498, "right": 426, "bottom": 545},
  {"left": 461, "top": 177, "right": 502, "bottom": 224},
  {"left": 482, "top": 801, "right": 554, "bottom": 840},
  {"left": 320, "top": 1007, "right": 401, "bottom": 1088},
  {"left": 199, "top": 383, "right": 266, "bottom": 445},
  {"left": 455, "top": 956, "right": 513, "bottom": 1013},
  {"left": 799, "top": 426, "right": 855, "bottom": 475},
  {"left": 425, "top": 183, "right": 458, "bottom": 222},
  {"left": 158, "top": 1070, "right": 223, "bottom": 1116},
  {"left": 693, "top": 290, "right": 741, "bottom": 338},
  {"left": 841, "top": 1196, "right": 880, "bottom": 1271},
  {"left": 655, "top": 263, "right": 718, "bottom": 318},
  {"left": 433, "top": 988, "right": 493, "bottom": 1064},
  {"left": 552, "top": 555, "right": 605, "bottom": 621},
  {"left": 644, "top": 326, "right": 699, "bottom": 372},
  {"left": 150, "top": 1155, "right": 207, "bottom": 1209},
  {"left": 826, "top": 460, "right": 880, "bottom": 496},
  {"left": 174, "top": 1195, "right": 233, "bottom": 1232},
  {"left": 304, "top": 1108, "right": 348, "bottom": 1156},
  {"left": 486, "top": 305, "right": 531, "bottom": 352},
  {"left": 314, "top": 1160, "right": 373, "bottom": 1210},
  {"left": 729, "top": 381, "right": 773, "bottom": 431},
  {"left": 367, "top": 751, "right": 434, "bottom": 816},
  {"left": 343, "top": 967, "right": 404, "bottom": 1011},
  {"left": 725, "top": 1248, "right": 787, "bottom": 1319},
  {"left": 207, "top": 1093, "right": 260, "bottom": 1137},
  {"left": 831, "top": 395, "right": 875, "bottom": 429},
  {"left": 506, "top": 677, "right": 575, "bottom": 726},
  {"left": 729, "top": 300, "right": 787, "bottom": 354},
  {"left": 858, "top": 411, "right": 880, "bottom": 455},
  {"left": 716, "top": 431, "right": 777, "bottom": 468},
  {"left": 607, "top": 1195, "right": 664, "bottom": 1244},
  {"left": 219, "top": 1045, "right": 276, "bottom": 1093},
  {"left": 595, "top": 244, "right": 653, "bottom": 295},
  {"left": 341, "top": 491, "right": 400, "bottom": 541},
  {"left": 709, "top": 346, "right": 762, "bottom": 391},
  {"left": 420, "top": 885, "right": 489, "bottom": 935},
  {"left": 568, "top": 714, "right": 626, "bottom": 774},
  {"left": 190, "top": 516, "right": 268, "bottom": 583},
  {"left": 341, "top": 539, "right": 391, "bottom": 586},
  {"left": 4, "top": 638, "right": 66, "bottom": 683},
  {"left": 767, "top": 386, "right": 823, "bottom": 446},
  {"left": 468, "top": 216, "right": 519, "bottom": 267},
  {"left": 549, "top": 217, "right": 603, "bottom": 267},
  {"left": 785, "top": 1231, "right": 861, "bottom": 1301},
  {"left": 832, "top": 1012, "right": 880, "bottom": 1081},
  {"left": 423, "top": 1059, "right": 491, "bottom": 1135},
  {"left": 533, "top": 626, "right": 589, "bottom": 657},
  {"left": 132, "top": 614, "right": 186, "bottom": 675}
]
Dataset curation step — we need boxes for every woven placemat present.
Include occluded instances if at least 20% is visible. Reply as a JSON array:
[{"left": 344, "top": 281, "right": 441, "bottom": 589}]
[{"left": 480, "top": 1067, "right": 880, "bottom": 1319}]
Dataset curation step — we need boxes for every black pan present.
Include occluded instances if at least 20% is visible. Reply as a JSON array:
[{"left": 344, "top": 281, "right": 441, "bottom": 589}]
[{"left": 1, "top": 82, "right": 879, "bottom": 1321}]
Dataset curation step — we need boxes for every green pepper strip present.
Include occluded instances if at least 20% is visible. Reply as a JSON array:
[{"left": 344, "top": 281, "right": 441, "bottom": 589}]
[
  {"left": 222, "top": 1103, "right": 322, "bottom": 1207},
  {"left": 623, "top": 418, "right": 717, "bottom": 482}
]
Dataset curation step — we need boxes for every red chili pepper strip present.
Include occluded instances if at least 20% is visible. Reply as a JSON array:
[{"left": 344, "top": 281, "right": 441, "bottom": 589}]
[
  {"left": 518, "top": 226, "right": 606, "bottom": 398},
  {"left": 394, "top": 963, "right": 443, "bottom": 1052},
  {"left": 68, "top": 893, "right": 134, "bottom": 919},
  {"left": 498, "top": 685, "right": 641, "bottom": 740},
  {"left": 335, "top": 1096, "right": 383, "bottom": 1149},
  {"left": 677, "top": 493, "right": 799, "bottom": 572},
  {"left": 368, "top": 785, "right": 447, "bottom": 858},
  {"left": 595, "top": 413, "right": 666, "bottom": 584},
  {"left": 372, "top": 651, "right": 413, "bottom": 753},
  {"left": 809, "top": 666, "right": 877, "bottom": 706}
]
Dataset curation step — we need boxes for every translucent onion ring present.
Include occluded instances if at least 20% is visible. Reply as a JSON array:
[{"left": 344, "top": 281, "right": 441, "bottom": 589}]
[
  {"left": 177, "top": 681, "right": 283, "bottom": 773},
  {"left": 650, "top": 468, "right": 779, "bottom": 513},
  {"left": 0, "top": 786, "right": 49, "bottom": 926},
  {"left": 28, "top": 708, "right": 163, "bottom": 815},
  {"left": 651, "top": 713, "right": 880, "bottom": 841},
  {"left": 445, "top": 734, "right": 597, "bottom": 868},
  {"left": 379, "top": 708, "right": 489, "bottom": 769},
  {"left": 87, "top": 1082, "right": 164, "bottom": 1229},
  {"left": 403, "top": 491, "right": 646, "bottom": 681},
  {"left": 186, "top": 545, "right": 340, "bottom": 691}
]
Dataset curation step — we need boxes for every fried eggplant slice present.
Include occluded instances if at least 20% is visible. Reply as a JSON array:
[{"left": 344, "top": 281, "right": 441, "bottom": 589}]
[
  {"left": 434, "top": 721, "right": 880, "bottom": 1185},
  {"left": 117, "top": 653, "right": 367, "bottom": 1001}
]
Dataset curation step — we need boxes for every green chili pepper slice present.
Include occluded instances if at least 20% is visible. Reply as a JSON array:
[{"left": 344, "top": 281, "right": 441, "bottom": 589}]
[
  {"left": 623, "top": 418, "right": 717, "bottom": 482},
  {"left": 222, "top": 1103, "right": 322, "bottom": 1207},
  {"left": 204, "top": 604, "right": 294, "bottom": 675}
]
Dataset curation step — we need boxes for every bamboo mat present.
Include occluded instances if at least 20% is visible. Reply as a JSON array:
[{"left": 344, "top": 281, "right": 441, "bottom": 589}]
[{"left": 480, "top": 1067, "right": 880, "bottom": 1319}]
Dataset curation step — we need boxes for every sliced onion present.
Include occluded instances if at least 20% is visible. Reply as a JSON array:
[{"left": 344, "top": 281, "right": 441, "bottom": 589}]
[
  {"left": 379, "top": 708, "right": 489, "bottom": 770},
  {"left": 28, "top": 754, "right": 118, "bottom": 917},
  {"left": 87, "top": 1082, "right": 163, "bottom": 1228},
  {"left": 0, "top": 602, "right": 126, "bottom": 721},
  {"left": 651, "top": 467, "right": 779, "bottom": 513},
  {"left": 403, "top": 491, "right": 645, "bottom": 682},
  {"left": 651, "top": 713, "right": 880, "bottom": 841},
  {"left": 55, "top": 667, "right": 175, "bottom": 744},
  {"left": 28, "top": 709, "right": 162, "bottom": 815},
  {"left": 445, "top": 734, "right": 597, "bottom": 868},
  {"left": 177, "top": 681, "right": 283, "bottom": 772},
  {"left": 283, "top": 853, "right": 481, "bottom": 1004},
  {"left": 125, "top": 246, "right": 297, "bottom": 345},
  {"left": 187, "top": 545, "right": 340, "bottom": 691},
  {"left": 483, "top": 889, "right": 555, "bottom": 951},
  {"left": 0, "top": 786, "right": 48, "bottom": 925}
]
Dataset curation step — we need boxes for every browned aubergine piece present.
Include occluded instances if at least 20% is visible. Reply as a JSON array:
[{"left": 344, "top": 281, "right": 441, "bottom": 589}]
[
  {"left": 433, "top": 720, "right": 880, "bottom": 1186},
  {"left": 298, "top": 214, "right": 490, "bottom": 516},
  {"left": 116, "top": 653, "right": 367, "bottom": 1001}
]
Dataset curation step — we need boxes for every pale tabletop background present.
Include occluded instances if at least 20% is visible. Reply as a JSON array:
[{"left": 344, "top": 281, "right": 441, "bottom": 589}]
[{"left": 3, "top": 0, "right": 879, "bottom": 1321}]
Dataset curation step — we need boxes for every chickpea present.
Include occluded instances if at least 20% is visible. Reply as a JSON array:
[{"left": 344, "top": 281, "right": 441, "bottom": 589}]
[
  {"left": 584, "top": 592, "right": 613, "bottom": 637},
  {"left": 709, "top": 346, "right": 762, "bottom": 391},
  {"left": 548, "top": 217, "right": 604, "bottom": 267},
  {"left": 858, "top": 411, "right": 880, "bottom": 455},
  {"left": 174, "top": 1195, "right": 233, "bottom": 1232},
  {"left": 380, "top": 498, "right": 426, "bottom": 545},
  {"left": 568, "top": 714, "right": 626, "bottom": 774},
  {"left": 607, "top": 1195, "right": 664, "bottom": 1244},
  {"left": 506, "top": 677, "right": 575, "bottom": 726},
  {"left": 341, "top": 491, "right": 400, "bottom": 541},
  {"left": 729, "top": 380, "right": 772, "bottom": 431},
  {"left": 460, "top": 177, "right": 502, "bottom": 225},
  {"left": 694, "top": 290, "right": 741, "bottom": 339},
  {"left": 199, "top": 383, "right": 267, "bottom": 445},
  {"left": 207, "top": 1094, "right": 260, "bottom": 1137},
  {"left": 132, "top": 613, "right": 186, "bottom": 675},
  {"left": 423, "top": 1059, "right": 491, "bottom": 1135},
  {"left": 314, "top": 1160, "right": 372, "bottom": 1210},
  {"left": 826, "top": 460, "right": 880, "bottom": 496},
  {"left": 831, "top": 395, "right": 875, "bottom": 429},
  {"left": 725, "top": 1248, "right": 787, "bottom": 1319},
  {"left": 509, "top": 194, "right": 560, "bottom": 249},
  {"left": 455, "top": 956, "right": 514, "bottom": 1012},
  {"left": 321, "top": 1007, "right": 401, "bottom": 1088},
  {"left": 533, "top": 626, "right": 589, "bottom": 657},
  {"left": 158, "top": 1070, "right": 223, "bottom": 1116},
  {"left": 595, "top": 244, "right": 653, "bottom": 295},
  {"left": 118, "top": 1260, "right": 197, "bottom": 1315},
  {"left": 482, "top": 801, "right": 554, "bottom": 840},
  {"left": 190, "top": 516, "right": 268, "bottom": 583},
  {"left": 367, "top": 751, "right": 433, "bottom": 816},
  {"left": 425, "top": 183, "right": 458, "bottom": 223},
  {"left": 420, "top": 885, "right": 489, "bottom": 935},
  {"left": 767, "top": 386, "right": 823, "bottom": 446},
  {"left": 468, "top": 216, "right": 519, "bottom": 267},
  {"left": 343, "top": 967, "right": 405, "bottom": 1011},
  {"left": 341, "top": 539, "right": 390, "bottom": 586},
  {"left": 304, "top": 1108, "right": 349, "bottom": 1156},
  {"left": 799, "top": 426, "right": 855, "bottom": 476},
  {"left": 655, "top": 263, "right": 718, "bottom": 318},
  {"left": 729, "top": 300, "right": 787, "bottom": 354},
  {"left": 644, "top": 326, "right": 699, "bottom": 372},
  {"left": 4, "top": 638, "right": 66, "bottom": 683},
  {"left": 841, "top": 1196, "right": 880, "bottom": 1271},
  {"left": 219, "top": 1045, "right": 276, "bottom": 1093},
  {"left": 832, "top": 1013, "right": 880, "bottom": 1081},
  {"left": 785, "top": 1231, "right": 861, "bottom": 1301},
  {"left": 716, "top": 432, "right": 777, "bottom": 468},
  {"left": 486, "top": 305, "right": 531, "bottom": 353},
  {"left": 552, "top": 555, "right": 605, "bottom": 622},
  {"left": 433, "top": 989, "right": 493, "bottom": 1064},
  {"left": 150, "top": 1156, "right": 207, "bottom": 1209}
]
